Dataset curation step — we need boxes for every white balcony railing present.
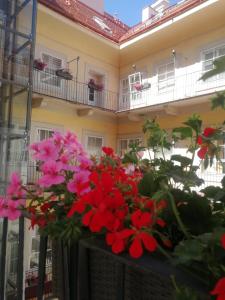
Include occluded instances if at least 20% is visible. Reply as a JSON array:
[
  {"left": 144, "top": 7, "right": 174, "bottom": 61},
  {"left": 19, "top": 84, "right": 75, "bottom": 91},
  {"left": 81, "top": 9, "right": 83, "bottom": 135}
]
[
  {"left": 119, "top": 70, "right": 225, "bottom": 111},
  {"left": 5, "top": 60, "right": 225, "bottom": 112}
]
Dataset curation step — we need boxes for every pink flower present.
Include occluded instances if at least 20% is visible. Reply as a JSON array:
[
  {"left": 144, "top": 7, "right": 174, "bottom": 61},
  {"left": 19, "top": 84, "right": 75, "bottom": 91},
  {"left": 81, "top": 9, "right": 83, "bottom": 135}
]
[
  {"left": 0, "top": 197, "right": 8, "bottom": 218},
  {"left": 67, "top": 170, "right": 91, "bottom": 195},
  {"left": 39, "top": 160, "right": 64, "bottom": 187},
  {"left": 6, "top": 200, "right": 22, "bottom": 220},
  {"left": 77, "top": 156, "right": 93, "bottom": 168},
  {"left": 137, "top": 151, "right": 144, "bottom": 159},
  {"left": 59, "top": 153, "right": 72, "bottom": 171},
  {"left": 52, "top": 131, "right": 64, "bottom": 149},
  {"left": 7, "top": 172, "right": 24, "bottom": 198},
  {"left": 32, "top": 140, "right": 58, "bottom": 161},
  {"left": 124, "top": 164, "right": 135, "bottom": 175}
]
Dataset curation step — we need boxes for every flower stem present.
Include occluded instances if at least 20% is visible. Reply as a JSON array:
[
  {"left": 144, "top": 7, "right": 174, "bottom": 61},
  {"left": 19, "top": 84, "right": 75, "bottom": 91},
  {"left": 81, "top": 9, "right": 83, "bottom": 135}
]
[
  {"left": 167, "top": 191, "right": 190, "bottom": 239},
  {"left": 157, "top": 243, "right": 172, "bottom": 261},
  {"left": 171, "top": 275, "right": 180, "bottom": 293}
]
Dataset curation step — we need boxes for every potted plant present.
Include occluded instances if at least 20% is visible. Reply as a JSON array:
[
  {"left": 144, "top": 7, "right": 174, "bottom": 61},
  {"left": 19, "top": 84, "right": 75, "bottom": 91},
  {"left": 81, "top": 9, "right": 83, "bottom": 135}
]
[
  {"left": 0, "top": 131, "right": 93, "bottom": 299},
  {"left": 88, "top": 79, "right": 104, "bottom": 91},
  {"left": 33, "top": 59, "right": 47, "bottom": 71},
  {"left": 134, "top": 82, "right": 150, "bottom": 91},
  {"left": 1, "top": 114, "right": 225, "bottom": 299},
  {"left": 56, "top": 68, "right": 73, "bottom": 80}
]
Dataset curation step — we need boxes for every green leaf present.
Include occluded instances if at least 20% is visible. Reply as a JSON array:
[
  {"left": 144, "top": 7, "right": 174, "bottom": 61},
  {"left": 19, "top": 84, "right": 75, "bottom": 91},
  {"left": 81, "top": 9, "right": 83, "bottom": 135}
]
[
  {"left": 201, "top": 186, "right": 222, "bottom": 198},
  {"left": 174, "top": 239, "right": 204, "bottom": 264},
  {"left": 122, "top": 152, "right": 138, "bottom": 164},
  {"left": 211, "top": 92, "right": 225, "bottom": 110},
  {"left": 221, "top": 176, "right": 225, "bottom": 189},
  {"left": 183, "top": 114, "right": 202, "bottom": 134},
  {"left": 204, "top": 157, "right": 209, "bottom": 169},
  {"left": 173, "top": 286, "right": 199, "bottom": 300},
  {"left": 138, "top": 172, "right": 156, "bottom": 197},
  {"left": 172, "top": 127, "right": 193, "bottom": 140},
  {"left": 171, "top": 155, "right": 192, "bottom": 167}
]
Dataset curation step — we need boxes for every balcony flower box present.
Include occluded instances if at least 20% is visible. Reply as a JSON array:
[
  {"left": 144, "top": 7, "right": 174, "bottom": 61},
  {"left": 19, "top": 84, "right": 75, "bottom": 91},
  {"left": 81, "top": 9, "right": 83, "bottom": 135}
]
[
  {"left": 33, "top": 59, "right": 47, "bottom": 71},
  {"left": 88, "top": 79, "right": 104, "bottom": 91},
  {"left": 78, "top": 238, "right": 209, "bottom": 300},
  {"left": 134, "top": 82, "right": 151, "bottom": 91},
  {"left": 1, "top": 104, "right": 225, "bottom": 299},
  {"left": 56, "top": 68, "right": 73, "bottom": 80}
]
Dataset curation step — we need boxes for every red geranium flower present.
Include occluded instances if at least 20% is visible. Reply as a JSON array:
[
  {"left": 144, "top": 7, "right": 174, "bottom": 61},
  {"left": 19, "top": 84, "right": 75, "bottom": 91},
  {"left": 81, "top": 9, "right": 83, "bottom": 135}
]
[
  {"left": 102, "top": 146, "right": 114, "bottom": 156},
  {"left": 106, "top": 229, "right": 134, "bottom": 254},
  {"left": 211, "top": 277, "right": 225, "bottom": 300},
  {"left": 197, "top": 136, "right": 203, "bottom": 145},
  {"left": 221, "top": 234, "right": 225, "bottom": 249},
  {"left": 203, "top": 127, "right": 216, "bottom": 137},
  {"left": 197, "top": 146, "right": 208, "bottom": 159},
  {"left": 129, "top": 233, "right": 157, "bottom": 258}
]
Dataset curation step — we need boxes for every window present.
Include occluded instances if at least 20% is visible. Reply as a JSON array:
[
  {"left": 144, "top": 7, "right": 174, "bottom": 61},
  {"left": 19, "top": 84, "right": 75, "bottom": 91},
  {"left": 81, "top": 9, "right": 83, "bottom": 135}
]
[
  {"left": 29, "top": 227, "right": 52, "bottom": 270},
  {"left": 158, "top": 61, "right": 175, "bottom": 92},
  {"left": 121, "top": 78, "right": 129, "bottom": 106},
  {"left": 40, "top": 53, "right": 63, "bottom": 87},
  {"left": 128, "top": 72, "right": 143, "bottom": 102},
  {"left": 86, "top": 135, "right": 104, "bottom": 156},
  {"left": 37, "top": 128, "right": 54, "bottom": 141},
  {"left": 9, "top": 241, "right": 19, "bottom": 275},
  {"left": 93, "top": 16, "right": 112, "bottom": 34},
  {"left": 202, "top": 45, "right": 225, "bottom": 79},
  {"left": 119, "top": 137, "right": 142, "bottom": 156}
]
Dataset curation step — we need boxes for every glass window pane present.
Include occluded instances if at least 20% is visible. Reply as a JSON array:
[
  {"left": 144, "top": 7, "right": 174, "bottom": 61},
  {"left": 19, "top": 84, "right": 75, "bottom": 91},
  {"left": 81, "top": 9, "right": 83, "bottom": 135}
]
[{"left": 204, "top": 51, "right": 214, "bottom": 61}]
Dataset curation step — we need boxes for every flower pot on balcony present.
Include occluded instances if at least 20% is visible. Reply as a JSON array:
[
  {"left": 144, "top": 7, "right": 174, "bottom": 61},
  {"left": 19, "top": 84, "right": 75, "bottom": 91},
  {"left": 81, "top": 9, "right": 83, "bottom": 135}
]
[
  {"left": 56, "top": 69, "right": 73, "bottom": 80},
  {"left": 88, "top": 79, "right": 104, "bottom": 91},
  {"left": 78, "top": 238, "right": 209, "bottom": 300},
  {"left": 134, "top": 82, "right": 151, "bottom": 91},
  {"left": 33, "top": 59, "right": 47, "bottom": 71}
]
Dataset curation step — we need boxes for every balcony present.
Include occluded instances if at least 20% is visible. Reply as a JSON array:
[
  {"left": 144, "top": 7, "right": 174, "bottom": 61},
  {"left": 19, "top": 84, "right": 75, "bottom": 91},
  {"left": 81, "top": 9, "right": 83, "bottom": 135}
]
[
  {"left": 8, "top": 63, "right": 225, "bottom": 113},
  {"left": 119, "top": 69, "right": 225, "bottom": 111},
  {"left": 32, "top": 69, "right": 118, "bottom": 112}
]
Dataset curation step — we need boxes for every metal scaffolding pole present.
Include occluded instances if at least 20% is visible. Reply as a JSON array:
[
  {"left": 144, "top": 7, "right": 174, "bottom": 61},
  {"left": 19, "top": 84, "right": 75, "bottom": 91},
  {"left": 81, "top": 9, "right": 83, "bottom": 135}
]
[{"left": 0, "top": 1, "right": 37, "bottom": 299}]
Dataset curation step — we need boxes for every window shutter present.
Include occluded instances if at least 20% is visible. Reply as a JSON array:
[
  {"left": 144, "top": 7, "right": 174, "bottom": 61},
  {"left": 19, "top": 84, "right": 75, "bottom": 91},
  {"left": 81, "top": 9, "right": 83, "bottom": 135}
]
[{"left": 41, "top": 53, "right": 63, "bottom": 87}]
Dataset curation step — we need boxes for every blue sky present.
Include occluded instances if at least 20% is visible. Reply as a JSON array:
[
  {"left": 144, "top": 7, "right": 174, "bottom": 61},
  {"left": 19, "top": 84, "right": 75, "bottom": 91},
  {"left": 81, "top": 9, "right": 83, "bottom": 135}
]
[{"left": 105, "top": 0, "right": 177, "bottom": 26}]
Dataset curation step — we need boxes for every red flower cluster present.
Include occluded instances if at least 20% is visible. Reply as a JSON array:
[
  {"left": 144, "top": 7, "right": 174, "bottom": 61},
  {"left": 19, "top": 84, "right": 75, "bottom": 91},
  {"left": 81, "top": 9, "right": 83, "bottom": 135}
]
[
  {"left": 211, "top": 278, "right": 225, "bottom": 300},
  {"left": 68, "top": 147, "right": 168, "bottom": 258},
  {"left": 197, "top": 127, "right": 216, "bottom": 159},
  {"left": 210, "top": 234, "right": 225, "bottom": 300}
]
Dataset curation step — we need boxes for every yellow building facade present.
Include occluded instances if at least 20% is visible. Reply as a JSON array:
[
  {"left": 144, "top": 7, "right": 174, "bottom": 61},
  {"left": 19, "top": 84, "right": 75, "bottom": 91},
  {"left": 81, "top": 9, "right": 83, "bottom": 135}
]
[
  {"left": 28, "top": 0, "right": 225, "bottom": 162},
  {"left": 2, "top": 0, "right": 225, "bottom": 289}
]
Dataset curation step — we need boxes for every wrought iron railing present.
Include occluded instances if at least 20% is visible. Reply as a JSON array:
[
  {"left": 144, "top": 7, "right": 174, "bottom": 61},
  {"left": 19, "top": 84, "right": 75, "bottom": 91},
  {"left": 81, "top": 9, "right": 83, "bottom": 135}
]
[
  {"left": 6, "top": 58, "right": 225, "bottom": 113},
  {"left": 32, "top": 69, "right": 119, "bottom": 112}
]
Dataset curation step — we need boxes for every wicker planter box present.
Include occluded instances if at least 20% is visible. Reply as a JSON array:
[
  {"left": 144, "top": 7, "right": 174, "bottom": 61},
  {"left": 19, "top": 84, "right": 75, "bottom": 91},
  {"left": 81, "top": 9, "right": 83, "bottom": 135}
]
[
  {"left": 51, "top": 240, "right": 79, "bottom": 300},
  {"left": 78, "top": 238, "right": 209, "bottom": 300}
]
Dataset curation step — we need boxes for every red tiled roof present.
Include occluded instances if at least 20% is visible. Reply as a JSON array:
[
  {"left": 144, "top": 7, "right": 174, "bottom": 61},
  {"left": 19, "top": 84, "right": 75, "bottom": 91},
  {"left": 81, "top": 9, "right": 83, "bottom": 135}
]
[
  {"left": 39, "top": 0, "right": 209, "bottom": 44},
  {"left": 120, "top": 0, "right": 207, "bottom": 42},
  {"left": 38, "top": 0, "right": 129, "bottom": 43}
]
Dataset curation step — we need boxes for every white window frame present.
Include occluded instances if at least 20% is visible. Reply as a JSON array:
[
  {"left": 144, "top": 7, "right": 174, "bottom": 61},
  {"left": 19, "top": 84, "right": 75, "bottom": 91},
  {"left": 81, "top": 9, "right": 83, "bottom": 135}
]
[
  {"left": 85, "top": 134, "right": 105, "bottom": 156},
  {"left": 31, "top": 123, "right": 64, "bottom": 144},
  {"left": 120, "top": 77, "right": 129, "bottom": 108},
  {"left": 118, "top": 135, "right": 143, "bottom": 156},
  {"left": 128, "top": 72, "right": 142, "bottom": 102},
  {"left": 85, "top": 63, "right": 108, "bottom": 106},
  {"left": 40, "top": 51, "right": 63, "bottom": 88},
  {"left": 202, "top": 43, "right": 225, "bottom": 80},
  {"left": 35, "top": 46, "right": 66, "bottom": 91},
  {"left": 157, "top": 61, "right": 175, "bottom": 93}
]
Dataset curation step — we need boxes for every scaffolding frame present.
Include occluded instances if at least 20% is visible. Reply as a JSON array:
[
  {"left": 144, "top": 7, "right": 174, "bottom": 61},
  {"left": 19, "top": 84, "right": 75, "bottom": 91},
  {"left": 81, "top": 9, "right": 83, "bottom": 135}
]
[{"left": 0, "top": 1, "right": 37, "bottom": 299}]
